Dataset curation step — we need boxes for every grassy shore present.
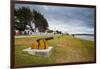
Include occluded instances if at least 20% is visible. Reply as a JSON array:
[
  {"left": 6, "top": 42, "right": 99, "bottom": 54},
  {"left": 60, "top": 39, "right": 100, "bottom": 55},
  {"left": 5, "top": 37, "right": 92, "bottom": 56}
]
[{"left": 15, "top": 35, "right": 95, "bottom": 67}]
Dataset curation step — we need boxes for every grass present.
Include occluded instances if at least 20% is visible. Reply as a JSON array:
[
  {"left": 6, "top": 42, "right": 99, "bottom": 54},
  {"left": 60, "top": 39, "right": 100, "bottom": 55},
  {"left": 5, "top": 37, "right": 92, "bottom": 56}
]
[{"left": 15, "top": 35, "right": 95, "bottom": 67}]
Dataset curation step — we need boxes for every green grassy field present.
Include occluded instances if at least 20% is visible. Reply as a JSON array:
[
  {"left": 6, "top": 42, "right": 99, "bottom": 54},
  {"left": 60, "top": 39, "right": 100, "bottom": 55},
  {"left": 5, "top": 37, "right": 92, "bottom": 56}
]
[{"left": 15, "top": 35, "right": 95, "bottom": 67}]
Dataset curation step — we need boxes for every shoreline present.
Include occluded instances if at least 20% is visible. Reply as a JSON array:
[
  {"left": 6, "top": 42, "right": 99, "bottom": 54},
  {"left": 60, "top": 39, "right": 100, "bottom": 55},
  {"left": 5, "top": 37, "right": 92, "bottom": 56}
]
[{"left": 74, "top": 35, "right": 94, "bottom": 41}]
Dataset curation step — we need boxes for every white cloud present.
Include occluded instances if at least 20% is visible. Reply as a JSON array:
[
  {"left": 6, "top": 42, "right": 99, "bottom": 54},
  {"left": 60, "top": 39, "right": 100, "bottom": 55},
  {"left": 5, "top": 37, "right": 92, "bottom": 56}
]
[{"left": 48, "top": 19, "right": 94, "bottom": 34}]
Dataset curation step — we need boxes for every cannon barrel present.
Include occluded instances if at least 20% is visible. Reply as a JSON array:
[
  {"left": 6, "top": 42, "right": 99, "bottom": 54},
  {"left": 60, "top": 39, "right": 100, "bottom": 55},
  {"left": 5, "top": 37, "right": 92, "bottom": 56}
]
[
  {"left": 37, "top": 37, "right": 54, "bottom": 41},
  {"left": 44, "top": 37, "right": 54, "bottom": 40}
]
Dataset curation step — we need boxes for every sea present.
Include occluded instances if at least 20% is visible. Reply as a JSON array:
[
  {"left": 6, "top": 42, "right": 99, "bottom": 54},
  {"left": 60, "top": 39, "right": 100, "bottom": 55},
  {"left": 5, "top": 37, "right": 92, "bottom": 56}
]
[{"left": 75, "top": 35, "right": 94, "bottom": 41}]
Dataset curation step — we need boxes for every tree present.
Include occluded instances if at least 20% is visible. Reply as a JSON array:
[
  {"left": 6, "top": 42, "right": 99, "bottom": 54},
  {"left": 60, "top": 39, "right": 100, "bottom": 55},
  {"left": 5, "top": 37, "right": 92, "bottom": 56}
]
[
  {"left": 14, "top": 7, "right": 32, "bottom": 31},
  {"left": 47, "top": 30, "right": 53, "bottom": 33},
  {"left": 56, "top": 30, "right": 62, "bottom": 34},
  {"left": 32, "top": 10, "right": 48, "bottom": 32},
  {"left": 14, "top": 7, "right": 49, "bottom": 32}
]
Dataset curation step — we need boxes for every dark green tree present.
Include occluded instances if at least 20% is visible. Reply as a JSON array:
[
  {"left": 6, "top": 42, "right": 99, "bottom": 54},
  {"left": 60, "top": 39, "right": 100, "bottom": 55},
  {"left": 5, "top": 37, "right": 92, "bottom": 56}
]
[
  {"left": 14, "top": 7, "right": 48, "bottom": 32},
  {"left": 14, "top": 7, "right": 32, "bottom": 31},
  {"left": 32, "top": 10, "right": 48, "bottom": 32}
]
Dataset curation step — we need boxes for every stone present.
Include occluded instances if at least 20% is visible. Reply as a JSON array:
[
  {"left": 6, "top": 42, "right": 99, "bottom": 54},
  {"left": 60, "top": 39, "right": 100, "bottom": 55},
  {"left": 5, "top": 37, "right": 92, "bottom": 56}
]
[{"left": 22, "top": 47, "right": 53, "bottom": 57}]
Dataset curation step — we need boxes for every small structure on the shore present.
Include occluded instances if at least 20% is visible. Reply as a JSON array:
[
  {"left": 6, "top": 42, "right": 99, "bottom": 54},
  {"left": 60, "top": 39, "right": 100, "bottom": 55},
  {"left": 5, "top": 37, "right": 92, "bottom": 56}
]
[{"left": 23, "top": 37, "right": 54, "bottom": 57}]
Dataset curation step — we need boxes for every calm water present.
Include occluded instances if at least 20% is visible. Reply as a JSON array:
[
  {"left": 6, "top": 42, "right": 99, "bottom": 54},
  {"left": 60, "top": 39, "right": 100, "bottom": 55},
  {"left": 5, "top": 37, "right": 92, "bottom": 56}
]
[{"left": 75, "top": 35, "right": 94, "bottom": 41}]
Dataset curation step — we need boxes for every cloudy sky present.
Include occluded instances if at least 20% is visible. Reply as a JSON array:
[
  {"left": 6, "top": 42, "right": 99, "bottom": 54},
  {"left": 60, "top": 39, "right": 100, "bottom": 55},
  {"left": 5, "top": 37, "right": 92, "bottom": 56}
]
[{"left": 15, "top": 4, "right": 95, "bottom": 34}]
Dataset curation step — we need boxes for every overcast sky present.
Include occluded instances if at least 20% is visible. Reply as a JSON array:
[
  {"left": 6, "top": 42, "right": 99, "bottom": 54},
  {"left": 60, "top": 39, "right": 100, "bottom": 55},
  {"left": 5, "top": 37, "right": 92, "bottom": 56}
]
[{"left": 15, "top": 4, "right": 95, "bottom": 34}]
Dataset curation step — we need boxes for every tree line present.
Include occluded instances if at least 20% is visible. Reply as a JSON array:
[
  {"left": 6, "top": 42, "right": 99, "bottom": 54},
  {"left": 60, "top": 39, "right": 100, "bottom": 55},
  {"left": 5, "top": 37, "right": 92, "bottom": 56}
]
[{"left": 14, "top": 7, "right": 48, "bottom": 32}]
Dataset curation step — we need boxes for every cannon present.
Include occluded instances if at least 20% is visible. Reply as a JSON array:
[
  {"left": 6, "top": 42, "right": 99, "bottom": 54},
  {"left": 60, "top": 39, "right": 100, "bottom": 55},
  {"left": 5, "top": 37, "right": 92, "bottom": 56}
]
[{"left": 31, "top": 37, "right": 54, "bottom": 49}]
